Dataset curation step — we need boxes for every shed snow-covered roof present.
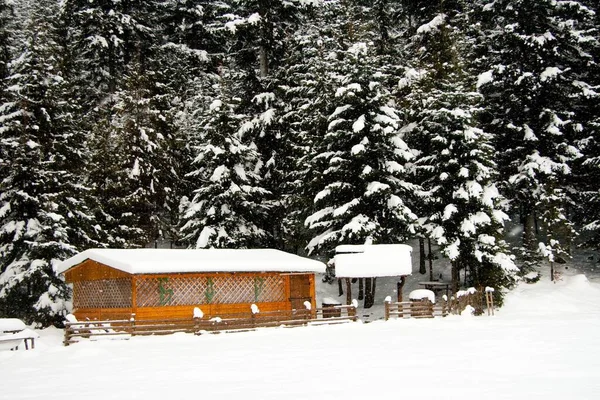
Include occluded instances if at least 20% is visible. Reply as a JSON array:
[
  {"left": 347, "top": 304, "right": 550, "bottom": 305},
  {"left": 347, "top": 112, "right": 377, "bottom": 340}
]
[
  {"left": 334, "top": 244, "right": 412, "bottom": 278},
  {"left": 56, "top": 248, "right": 326, "bottom": 275}
]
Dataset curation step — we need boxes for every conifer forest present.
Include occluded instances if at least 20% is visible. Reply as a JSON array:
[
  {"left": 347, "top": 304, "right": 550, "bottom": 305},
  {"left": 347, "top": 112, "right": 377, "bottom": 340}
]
[{"left": 0, "top": 0, "right": 598, "bottom": 325}]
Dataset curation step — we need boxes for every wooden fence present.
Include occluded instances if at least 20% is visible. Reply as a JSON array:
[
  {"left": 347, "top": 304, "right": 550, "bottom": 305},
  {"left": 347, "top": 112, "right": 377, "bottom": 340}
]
[
  {"left": 384, "top": 287, "right": 494, "bottom": 320},
  {"left": 64, "top": 305, "right": 357, "bottom": 346},
  {"left": 384, "top": 299, "right": 448, "bottom": 320}
]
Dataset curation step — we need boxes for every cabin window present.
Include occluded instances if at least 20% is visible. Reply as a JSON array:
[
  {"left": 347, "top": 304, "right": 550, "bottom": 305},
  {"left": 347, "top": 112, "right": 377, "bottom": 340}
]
[{"left": 73, "top": 279, "right": 132, "bottom": 309}]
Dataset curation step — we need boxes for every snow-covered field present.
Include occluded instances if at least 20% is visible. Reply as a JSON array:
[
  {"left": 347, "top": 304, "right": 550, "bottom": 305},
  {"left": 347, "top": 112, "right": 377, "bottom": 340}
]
[{"left": 2, "top": 265, "right": 600, "bottom": 399}]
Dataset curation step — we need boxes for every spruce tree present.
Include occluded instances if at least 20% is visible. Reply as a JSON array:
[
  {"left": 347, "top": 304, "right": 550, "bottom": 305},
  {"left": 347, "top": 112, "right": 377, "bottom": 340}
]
[
  {"left": 0, "top": 1, "right": 100, "bottom": 325},
  {"left": 477, "top": 0, "right": 597, "bottom": 271},
  {"left": 401, "top": 1, "right": 517, "bottom": 294},
  {"left": 180, "top": 74, "right": 271, "bottom": 248},
  {"left": 305, "top": 41, "right": 417, "bottom": 257}
]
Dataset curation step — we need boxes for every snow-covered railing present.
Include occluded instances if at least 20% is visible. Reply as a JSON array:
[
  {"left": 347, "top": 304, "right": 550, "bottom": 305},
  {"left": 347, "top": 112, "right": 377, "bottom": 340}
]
[{"left": 63, "top": 305, "right": 358, "bottom": 345}]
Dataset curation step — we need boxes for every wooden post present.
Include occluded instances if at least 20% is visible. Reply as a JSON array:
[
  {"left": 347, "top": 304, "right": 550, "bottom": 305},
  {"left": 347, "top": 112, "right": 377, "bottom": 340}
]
[
  {"left": 337, "top": 278, "right": 343, "bottom": 296},
  {"left": 64, "top": 324, "right": 70, "bottom": 346},
  {"left": 485, "top": 288, "right": 495, "bottom": 316},
  {"left": 345, "top": 278, "right": 352, "bottom": 305},
  {"left": 131, "top": 276, "right": 137, "bottom": 318},
  {"left": 384, "top": 299, "right": 390, "bottom": 321},
  {"left": 130, "top": 313, "right": 136, "bottom": 336},
  {"left": 345, "top": 303, "right": 357, "bottom": 321},
  {"left": 397, "top": 276, "right": 406, "bottom": 302}
]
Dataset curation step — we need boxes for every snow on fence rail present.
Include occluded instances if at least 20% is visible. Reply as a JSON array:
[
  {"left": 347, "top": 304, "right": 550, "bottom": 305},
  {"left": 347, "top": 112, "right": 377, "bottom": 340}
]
[{"left": 63, "top": 306, "right": 358, "bottom": 346}]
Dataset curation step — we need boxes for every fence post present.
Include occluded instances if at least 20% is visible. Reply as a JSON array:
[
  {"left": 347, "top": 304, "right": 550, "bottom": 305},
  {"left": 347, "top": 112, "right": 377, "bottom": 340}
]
[
  {"left": 251, "top": 304, "right": 259, "bottom": 328},
  {"left": 485, "top": 287, "right": 495, "bottom": 316},
  {"left": 384, "top": 296, "right": 391, "bottom": 320},
  {"left": 130, "top": 313, "right": 136, "bottom": 336},
  {"left": 63, "top": 323, "right": 70, "bottom": 346}
]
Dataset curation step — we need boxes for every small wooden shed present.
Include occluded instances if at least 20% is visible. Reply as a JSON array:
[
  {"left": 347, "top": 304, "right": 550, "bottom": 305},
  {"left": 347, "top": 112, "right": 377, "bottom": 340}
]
[{"left": 56, "top": 248, "right": 326, "bottom": 321}]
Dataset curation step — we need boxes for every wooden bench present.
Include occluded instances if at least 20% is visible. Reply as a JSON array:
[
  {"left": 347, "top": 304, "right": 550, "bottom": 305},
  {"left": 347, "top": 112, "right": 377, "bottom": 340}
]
[{"left": 0, "top": 318, "right": 38, "bottom": 351}]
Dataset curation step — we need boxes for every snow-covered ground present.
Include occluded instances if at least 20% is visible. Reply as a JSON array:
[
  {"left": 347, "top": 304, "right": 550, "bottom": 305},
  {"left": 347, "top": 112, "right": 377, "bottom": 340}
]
[{"left": 2, "top": 260, "right": 600, "bottom": 399}]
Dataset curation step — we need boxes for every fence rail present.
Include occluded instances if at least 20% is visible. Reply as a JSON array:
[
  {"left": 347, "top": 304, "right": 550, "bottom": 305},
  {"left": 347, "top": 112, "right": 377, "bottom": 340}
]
[{"left": 64, "top": 306, "right": 357, "bottom": 345}]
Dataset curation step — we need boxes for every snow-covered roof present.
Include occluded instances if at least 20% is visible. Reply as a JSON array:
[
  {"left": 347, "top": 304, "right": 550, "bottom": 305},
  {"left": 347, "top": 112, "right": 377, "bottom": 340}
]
[
  {"left": 56, "top": 248, "right": 326, "bottom": 275},
  {"left": 333, "top": 244, "right": 412, "bottom": 278}
]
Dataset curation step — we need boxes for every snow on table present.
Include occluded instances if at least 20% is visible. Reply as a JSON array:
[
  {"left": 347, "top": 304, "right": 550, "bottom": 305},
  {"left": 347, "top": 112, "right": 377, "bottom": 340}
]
[
  {"left": 408, "top": 289, "right": 435, "bottom": 303},
  {"left": 0, "top": 318, "right": 26, "bottom": 332},
  {"left": 321, "top": 297, "right": 342, "bottom": 306}
]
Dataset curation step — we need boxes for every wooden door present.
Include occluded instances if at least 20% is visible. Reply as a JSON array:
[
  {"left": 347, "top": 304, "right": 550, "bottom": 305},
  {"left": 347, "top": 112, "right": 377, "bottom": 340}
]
[{"left": 289, "top": 274, "right": 311, "bottom": 310}]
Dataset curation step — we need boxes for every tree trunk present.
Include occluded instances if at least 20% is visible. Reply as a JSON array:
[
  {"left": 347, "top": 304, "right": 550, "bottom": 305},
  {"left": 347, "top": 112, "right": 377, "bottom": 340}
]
[
  {"left": 419, "top": 238, "right": 426, "bottom": 274},
  {"left": 345, "top": 278, "right": 352, "bottom": 305},
  {"left": 523, "top": 210, "right": 537, "bottom": 253},
  {"left": 338, "top": 278, "right": 343, "bottom": 297},
  {"left": 363, "top": 278, "right": 376, "bottom": 308},
  {"left": 451, "top": 261, "right": 460, "bottom": 294},
  {"left": 364, "top": 277, "right": 372, "bottom": 308},
  {"left": 372, "top": 278, "right": 377, "bottom": 305},
  {"left": 428, "top": 238, "right": 434, "bottom": 280},
  {"left": 358, "top": 278, "right": 364, "bottom": 300},
  {"left": 259, "top": 45, "right": 268, "bottom": 78}
]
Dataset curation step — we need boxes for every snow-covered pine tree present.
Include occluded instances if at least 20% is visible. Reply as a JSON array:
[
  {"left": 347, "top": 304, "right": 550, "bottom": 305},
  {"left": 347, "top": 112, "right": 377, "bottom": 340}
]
[
  {"left": 274, "top": 2, "right": 341, "bottom": 253},
  {"left": 94, "top": 61, "right": 179, "bottom": 248},
  {"left": 418, "top": 88, "right": 517, "bottom": 293},
  {"left": 305, "top": 41, "right": 417, "bottom": 257},
  {"left": 0, "top": 1, "right": 102, "bottom": 325},
  {"left": 60, "top": 0, "right": 162, "bottom": 248},
  {"left": 477, "top": 0, "right": 596, "bottom": 273},
  {"left": 569, "top": 1, "right": 600, "bottom": 250},
  {"left": 217, "top": 0, "right": 316, "bottom": 249},
  {"left": 401, "top": 3, "right": 517, "bottom": 295},
  {"left": 180, "top": 74, "right": 271, "bottom": 249},
  {"left": 157, "top": 0, "right": 227, "bottom": 87},
  {"left": 0, "top": 0, "right": 13, "bottom": 92},
  {"left": 397, "top": 0, "right": 463, "bottom": 280},
  {"left": 61, "top": 0, "right": 154, "bottom": 102}
]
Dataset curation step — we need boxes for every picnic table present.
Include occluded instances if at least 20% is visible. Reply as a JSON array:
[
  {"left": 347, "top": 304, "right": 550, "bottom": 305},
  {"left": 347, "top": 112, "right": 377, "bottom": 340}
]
[
  {"left": 418, "top": 281, "right": 451, "bottom": 298},
  {"left": 0, "top": 318, "right": 38, "bottom": 350}
]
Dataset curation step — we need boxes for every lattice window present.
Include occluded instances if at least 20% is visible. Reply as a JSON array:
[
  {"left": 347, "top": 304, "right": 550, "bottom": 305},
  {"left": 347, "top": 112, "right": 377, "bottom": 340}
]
[
  {"left": 73, "top": 279, "right": 132, "bottom": 309},
  {"left": 136, "top": 275, "right": 286, "bottom": 307}
]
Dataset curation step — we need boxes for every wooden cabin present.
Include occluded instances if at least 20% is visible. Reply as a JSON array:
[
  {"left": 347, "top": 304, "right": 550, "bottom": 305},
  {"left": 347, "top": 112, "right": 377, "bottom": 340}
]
[{"left": 56, "top": 249, "right": 326, "bottom": 321}]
